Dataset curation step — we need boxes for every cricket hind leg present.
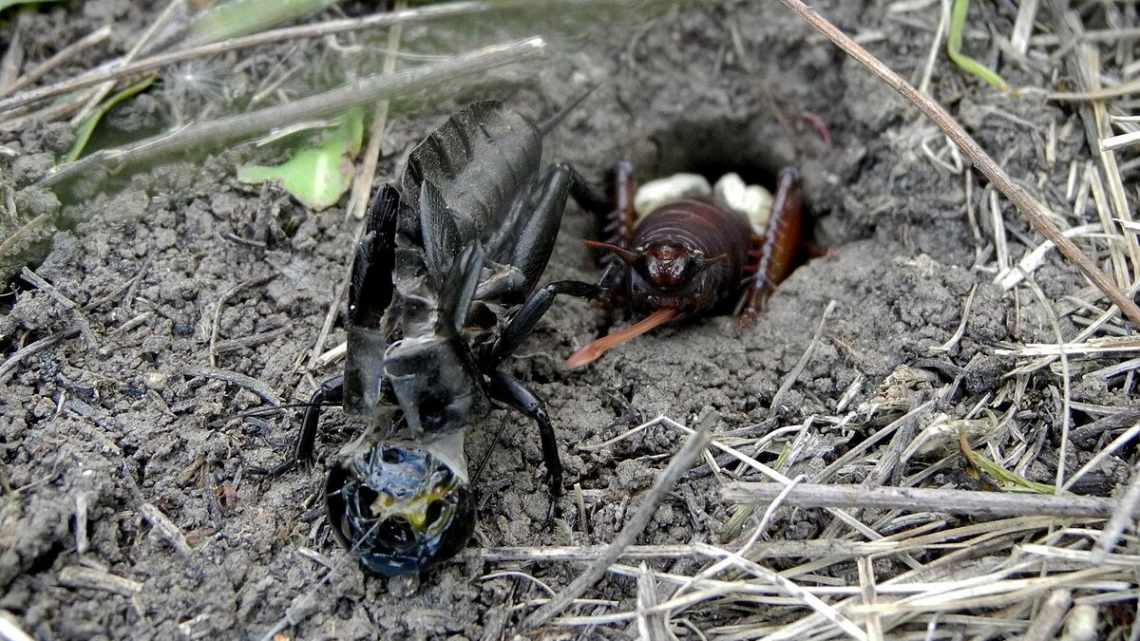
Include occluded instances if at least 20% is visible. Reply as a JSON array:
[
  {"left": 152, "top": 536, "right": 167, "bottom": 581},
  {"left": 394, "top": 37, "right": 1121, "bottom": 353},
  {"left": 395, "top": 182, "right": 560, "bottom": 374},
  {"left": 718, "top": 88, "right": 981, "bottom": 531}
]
[
  {"left": 578, "top": 160, "right": 638, "bottom": 296},
  {"left": 482, "top": 280, "right": 601, "bottom": 370},
  {"left": 737, "top": 167, "right": 804, "bottom": 326},
  {"left": 477, "top": 162, "right": 592, "bottom": 302}
]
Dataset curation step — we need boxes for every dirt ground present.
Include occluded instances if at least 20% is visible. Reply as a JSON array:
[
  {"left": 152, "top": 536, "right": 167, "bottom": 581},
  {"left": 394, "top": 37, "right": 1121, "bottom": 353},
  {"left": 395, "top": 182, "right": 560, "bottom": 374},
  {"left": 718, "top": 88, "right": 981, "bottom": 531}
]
[{"left": 1, "top": 1, "right": 1131, "bottom": 639}]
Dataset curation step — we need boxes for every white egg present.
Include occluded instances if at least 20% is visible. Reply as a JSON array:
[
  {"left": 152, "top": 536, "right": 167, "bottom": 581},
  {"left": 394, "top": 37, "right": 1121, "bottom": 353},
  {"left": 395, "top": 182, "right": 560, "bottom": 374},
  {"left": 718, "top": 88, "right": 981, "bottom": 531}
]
[
  {"left": 633, "top": 173, "right": 711, "bottom": 219},
  {"left": 713, "top": 172, "right": 773, "bottom": 234}
]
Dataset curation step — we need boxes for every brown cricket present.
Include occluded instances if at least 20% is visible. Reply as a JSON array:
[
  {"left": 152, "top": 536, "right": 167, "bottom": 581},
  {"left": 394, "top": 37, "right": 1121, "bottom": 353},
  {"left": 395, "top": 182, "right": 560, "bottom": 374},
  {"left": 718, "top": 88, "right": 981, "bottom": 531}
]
[{"left": 566, "top": 162, "right": 807, "bottom": 368}]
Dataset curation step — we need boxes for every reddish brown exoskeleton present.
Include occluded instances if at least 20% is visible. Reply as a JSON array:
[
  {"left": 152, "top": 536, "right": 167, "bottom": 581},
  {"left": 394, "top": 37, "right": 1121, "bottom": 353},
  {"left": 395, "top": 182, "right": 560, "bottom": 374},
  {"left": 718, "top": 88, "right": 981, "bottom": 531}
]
[{"left": 565, "top": 162, "right": 807, "bottom": 368}]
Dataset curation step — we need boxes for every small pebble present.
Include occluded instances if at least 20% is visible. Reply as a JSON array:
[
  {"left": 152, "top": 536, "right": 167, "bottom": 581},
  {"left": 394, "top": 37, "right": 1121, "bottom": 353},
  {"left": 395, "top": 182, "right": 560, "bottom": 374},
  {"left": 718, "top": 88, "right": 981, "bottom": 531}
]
[{"left": 145, "top": 372, "right": 167, "bottom": 389}]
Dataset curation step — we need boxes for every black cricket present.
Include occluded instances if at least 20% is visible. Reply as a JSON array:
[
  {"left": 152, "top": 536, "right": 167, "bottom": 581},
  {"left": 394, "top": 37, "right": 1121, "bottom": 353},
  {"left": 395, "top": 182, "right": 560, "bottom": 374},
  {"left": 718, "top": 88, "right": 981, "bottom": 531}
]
[{"left": 272, "top": 99, "right": 609, "bottom": 575}]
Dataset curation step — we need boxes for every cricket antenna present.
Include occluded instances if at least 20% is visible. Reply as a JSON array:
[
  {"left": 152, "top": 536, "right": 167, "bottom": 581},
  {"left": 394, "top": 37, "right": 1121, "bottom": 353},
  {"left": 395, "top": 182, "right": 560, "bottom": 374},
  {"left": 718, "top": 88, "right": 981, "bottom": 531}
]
[{"left": 537, "top": 82, "right": 601, "bottom": 136}]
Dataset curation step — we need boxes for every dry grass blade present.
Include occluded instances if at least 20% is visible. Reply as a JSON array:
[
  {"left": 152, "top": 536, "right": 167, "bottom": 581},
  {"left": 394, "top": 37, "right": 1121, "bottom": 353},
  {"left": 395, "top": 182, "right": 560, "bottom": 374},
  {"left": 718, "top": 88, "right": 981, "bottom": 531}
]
[
  {"left": 694, "top": 543, "right": 868, "bottom": 641},
  {"left": 0, "top": 612, "right": 36, "bottom": 641},
  {"left": 1050, "top": 3, "right": 1140, "bottom": 283},
  {"left": 769, "top": 300, "right": 836, "bottom": 412},
  {"left": 522, "top": 426, "right": 710, "bottom": 630},
  {"left": 1093, "top": 457, "right": 1140, "bottom": 563},
  {"left": 720, "top": 482, "right": 1114, "bottom": 518},
  {"left": 1, "top": 24, "right": 111, "bottom": 96},
  {"left": 636, "top": 563, "right": 670, "bottom": 641},
  {"left": 996, "top": 335, "right": 1140, "bottom": 357},
  {"left": 471, "top": 541, "right": 898, "bottom": 563},
  {"left": 1010, "top": 0, "right": 1040, "bottom": 55}
]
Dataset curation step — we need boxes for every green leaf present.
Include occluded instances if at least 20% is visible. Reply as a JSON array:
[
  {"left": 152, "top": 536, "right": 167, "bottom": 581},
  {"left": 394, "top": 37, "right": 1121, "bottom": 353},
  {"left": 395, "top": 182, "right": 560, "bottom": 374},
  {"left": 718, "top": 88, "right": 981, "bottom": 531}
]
[
  {"left": 0, "top": 0, "right": 63, "bottom": 14},
  {"left": 959, "top": 429, "right": 1055, "bottom": 494},
  {"left": 64, "top": 75, "right": 157, "bottom": 163},
  {"left": 237, "top": 108, "right": 365, "bottom": 211},
  {"left": 188, "top": 0, "right": 340, "bottom": 45},
  {"left": 947, "top": 0, "right": 1008, "bottom": 91}
]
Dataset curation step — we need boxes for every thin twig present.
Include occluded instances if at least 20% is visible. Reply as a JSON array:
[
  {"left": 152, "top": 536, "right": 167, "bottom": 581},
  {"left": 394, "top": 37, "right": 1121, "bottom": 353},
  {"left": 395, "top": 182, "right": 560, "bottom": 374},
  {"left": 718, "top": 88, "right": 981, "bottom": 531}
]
[
  {"left": 522, "top": 428, "right": 710, "bottom": 630},
  {"left": 58, "top": 566, "right": 143, "bottom": 597},
  {"left": 1049, "top": 79, "right": 1140, "bottom": 102},
  {"left": 20, "top": 267, "right": 97, "bottom": 346},
  {"left": 1022, "top": 589, "right": 1072, "bottom": 641},
  {"left": 720, "top": 482, "right": 1115, "bottom": 518},
  {"left": 769, "top": 300, "right": 836, "bottom": 412},
  {"left": 40, "top": 37, "right": 547, "bottom": 187},
  {"left": 72, "top": 0, "right": 182, "bottom": 126},
  {"left": 209, "top": 274, "right": 275, "bottom": 367},
  {"left": 470, "top": 540, "right": 898, "bottom": 564},
  {"left": 183, "top": 366, "right": 282, "bottom": 407},
  {"left": 776, "top": 0, "right": 1140, "bottom": 326},
  {"left": 308, "top": 225, "right": 367, "bottom": 371},
  {"left": 314, "top": 341, "right": 347, "bottom": 368},
  {"left": 1, "top": 25, "right": 112, "bottom": 96},
  {"left": 139, "top": 502, "right": 193, "bottom": 556},
  {"left": 0, "top": 326, "right": 81, "bottom": 385},
  {"left": 344, "top": 0, "right": 404, "bottom": 221}
]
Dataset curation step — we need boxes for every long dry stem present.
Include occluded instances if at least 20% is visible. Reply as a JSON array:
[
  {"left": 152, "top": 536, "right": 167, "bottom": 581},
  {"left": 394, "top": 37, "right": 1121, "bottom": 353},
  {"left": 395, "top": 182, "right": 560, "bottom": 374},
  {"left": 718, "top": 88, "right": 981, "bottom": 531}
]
[
  {"left": 776, "top": 0, "right": 1140, "bottom": 326},
  {"left": 720, "top": 482, "right": 1115, "bottom": 518}
]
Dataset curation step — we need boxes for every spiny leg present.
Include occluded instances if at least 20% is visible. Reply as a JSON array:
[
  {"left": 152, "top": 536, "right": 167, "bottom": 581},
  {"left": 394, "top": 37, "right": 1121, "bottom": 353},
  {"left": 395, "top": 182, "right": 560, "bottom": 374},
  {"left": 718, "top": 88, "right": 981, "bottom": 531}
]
[
  {"left": 478, "top": 162, "right": 606, "bottom": 301},
  {"left": 562, "top": 162, "right": 613, "bottom": 222},
  {"left": 508, "top": 163, "right": 575, "bottom": 292},
  {"left": 483, "top": 280, "right": 601, "bottom": 370},
  {"left": 486, "top": 370, "right": 562, "bottom": 523},
  {"left": 513, "top": 160, "right": 639, "bottom": 292},
  {"left": 608, "top": 160, "right": 638, "bottom": 248},
  {"left": 738, "top": 167, "right": 804, "bottom": 326},
  {"left": 585, "top": 160, "right": 638, "bottom": 292}
]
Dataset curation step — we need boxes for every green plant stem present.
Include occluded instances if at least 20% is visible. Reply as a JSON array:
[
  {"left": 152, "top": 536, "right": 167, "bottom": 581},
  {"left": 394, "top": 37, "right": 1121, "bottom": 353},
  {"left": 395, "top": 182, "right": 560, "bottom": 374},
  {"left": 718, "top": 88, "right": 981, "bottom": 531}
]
[{"left": 41, "top": 36, "right": 546, "bottom": 187}]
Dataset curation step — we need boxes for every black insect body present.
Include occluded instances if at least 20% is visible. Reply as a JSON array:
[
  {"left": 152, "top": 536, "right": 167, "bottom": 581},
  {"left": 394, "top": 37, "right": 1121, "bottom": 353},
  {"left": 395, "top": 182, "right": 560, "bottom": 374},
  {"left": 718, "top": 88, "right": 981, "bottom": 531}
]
[{"left": 281, "top": 100, "right": 608, "bottom": 575}]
